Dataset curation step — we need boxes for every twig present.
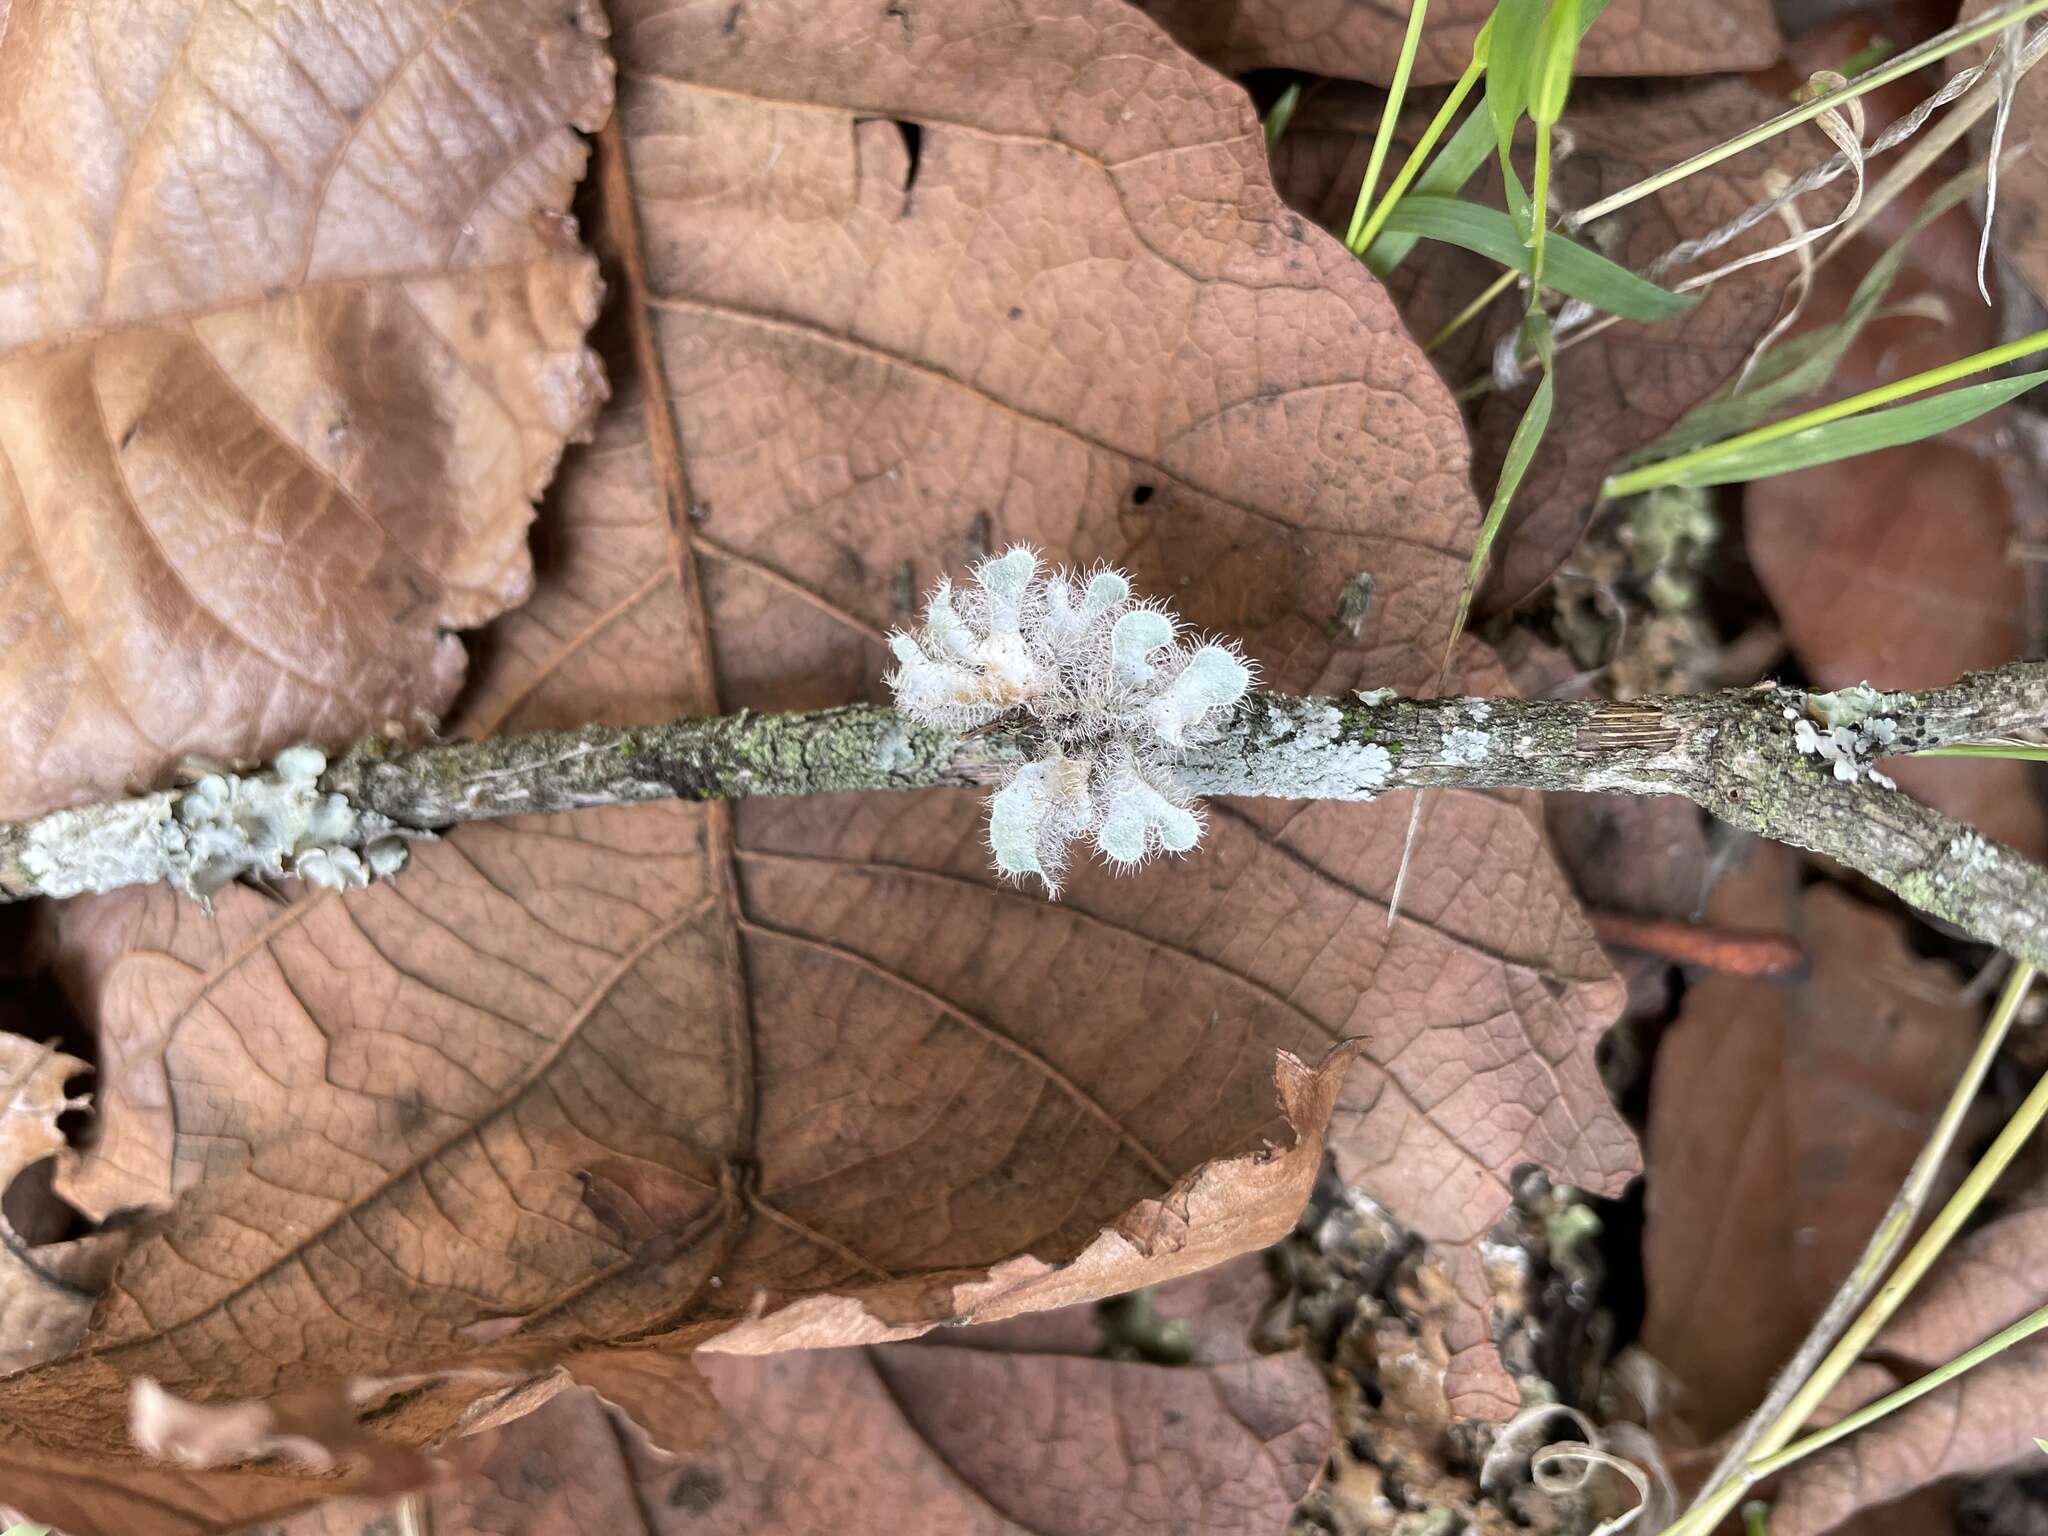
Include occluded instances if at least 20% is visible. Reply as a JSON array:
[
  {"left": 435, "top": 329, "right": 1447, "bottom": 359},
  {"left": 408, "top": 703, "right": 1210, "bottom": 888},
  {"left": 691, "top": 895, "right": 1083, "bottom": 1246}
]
[{"left": 4, "top": 665, "right": 2048, "bottom": 967}]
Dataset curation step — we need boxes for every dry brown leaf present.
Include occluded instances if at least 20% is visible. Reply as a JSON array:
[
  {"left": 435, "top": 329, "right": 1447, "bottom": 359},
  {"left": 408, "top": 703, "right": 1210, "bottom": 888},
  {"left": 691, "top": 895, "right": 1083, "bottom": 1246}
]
[
  {"left": 1768, "top": 1015, "right": 2048, "bottom": 1530},
  {"left": 1744, "top": 180, "right": 2048, "bottom": 857},
  {"left": 1769, "top": 1340, "right": 2048, "bottom": 1536},
  {"left": 0, "top": 0, "right": 1632, "bottom": 1524},
  {"left": 0, "top": 1031, "right": 109, "bottom": 1373},
  {"left": 1272, "top": 75, "right": 1850, "bottom": 611},
  {"left": 1133, "top": 0, "right": 1779, "bottom": 87},
  {"left": 1639, "top": 845, "right": 1980, "bottom": 1444},
  {"left": 264, "top": 1260, "right": 1327, "bottom": 1536},
  {"left": 0, "top": 0, "right": 614, "bottom": 822}
]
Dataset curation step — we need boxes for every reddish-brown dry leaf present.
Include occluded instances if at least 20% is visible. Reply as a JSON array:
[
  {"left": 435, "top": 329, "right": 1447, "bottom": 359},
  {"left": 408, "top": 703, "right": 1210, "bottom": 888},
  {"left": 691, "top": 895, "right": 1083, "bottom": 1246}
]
[
  {"left": 1272, "top": 76, "right": 1845, "bottom": 612},
  {"left": 1639, "top": 844, "right": 1980, "bottom": 1443},
  {"left": 0, "top": 0, "right": 613, "bottom": 822},
  {"left": 1770, "top": 1340, "right": 2048, "bottom": 1536},
  {"left": 0, "top": 0, "right": 1633, "bottom": 1524},
  {"left": 1744, "top": 186, "right": 2048, "bottom": 856},
  {"left": 1133, "top": 0, "right": 1779, "bottom": 86},
  {"left": 275, "top": 1259, "right": 1329, "bottom": 1536}
]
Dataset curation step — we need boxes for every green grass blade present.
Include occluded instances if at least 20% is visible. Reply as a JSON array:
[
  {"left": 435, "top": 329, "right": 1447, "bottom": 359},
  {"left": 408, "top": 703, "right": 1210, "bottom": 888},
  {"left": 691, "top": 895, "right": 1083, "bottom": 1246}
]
[
  {"left": 1532, "top": 0, "right": 1581, "bottom": 125},
  {"left": 1526, "top": 0, "right": 1581, "bottom": 282},
  {"left": 1346, "top": 0, "right": 1435, "bottom": 248},
  {"left": 1610, "top": 324, "right": 2048, "bottom": 498},
  {"left": 1350, "top": 61, "right": 1481, "bottom": 256},
  {"left": 1264, "top": 82, "right": 1303, "bottom": 152},
  {"left": 1917, "top": 740, "right": 2048, "bottom": 761},
  {"left": 1369, "top": 97, "right": 1496, "bottom": 273},
  {"left": 1443, "top": 311, "right": 1557, "bottom": 673},
  {"left": 1628, "top": 165, "right": 1984, "bottom": 462},
  {"left": 1369, "top": 0, "right": 1614, "bottom": 275},
  {"left": 1484, "top": 0, "right": 1547, "bottom": 172},
  {"left": 1378, "top": 196, "right": 1695, "bottom": 321},
  {"left": 1627, "top": 370, "right": 2048, "bottom": 489}
]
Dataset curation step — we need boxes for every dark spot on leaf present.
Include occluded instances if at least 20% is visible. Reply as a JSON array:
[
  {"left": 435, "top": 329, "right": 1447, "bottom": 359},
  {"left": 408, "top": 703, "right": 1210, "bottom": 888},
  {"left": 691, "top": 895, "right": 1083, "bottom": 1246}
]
[
  {"left": 520, "top": 1456, "right": 562, "bottom": 1494},
  {"left": 721, "top": 1, "right": 742, "bottom": 32},
  {"left": 1130, "top": 483, "right": 1155, "bottom": 506},
  {"left": 965, "top": 510, "right": 992, "bottom": 561},
  {"left": 118, "top": 421, "right": 139, "bottom": 451},
  {"left": 670, "top": 1465, "right": 726, "bottom": 1513},
  {"left": 1008, "top": 305, "right": 1024, "bottom": 320},
  {"left": 895, "top": 119, "right": 923, "bottom": 206},
  {"left": 1286, "top": 214, "right": 1305, "bottom": 241}
]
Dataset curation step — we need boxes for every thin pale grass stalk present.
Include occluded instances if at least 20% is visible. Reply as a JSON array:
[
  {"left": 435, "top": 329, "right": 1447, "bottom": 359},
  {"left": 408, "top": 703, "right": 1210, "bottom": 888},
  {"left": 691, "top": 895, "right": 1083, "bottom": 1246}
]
[
  {"left": 1604, "top": 324, "right": 2048, "bottom": 498},
  {"left": 1633, "top": 16, "right": 2048, "bottom": 276},
  {"left": 1427, "top": 266, "right": 1521, "bottom": 352},
  {"left": 1384, "top": 791, "right": 1428, "bottom": 928},
  {"left": 1683, "top": 960, "right": 2036, "bottom": 1518},
  {"left": 1742, "top": 1297, "right": 2048, "bottom": 1485},
  {"left": 1735, "top": 177, "right": 1815, "bottom": 389},
  {"left": 1917, "top": 739, "right": 2048, "bottom": 759},
  {"left": 1982, "top": 20, "right": 2027, "bottom": 302},
  {"left": 1669, "top": 964, "right": 2042, "bottom": 1536},
  {"left": 1568, "top": 0, "right": 2048, "bottom": 229},
  {"left": 1346, "top": 0, "right": 1434, "bottom": 250},
  {"left": 1666, "top": 77, "right": 1864, "bottom": 300},
  {"left": 1352, "top": 59, "right": 1483, "bottom": 255},
  {"left": 1465, "top": 22, "right": 2046, "bottom": 400}
]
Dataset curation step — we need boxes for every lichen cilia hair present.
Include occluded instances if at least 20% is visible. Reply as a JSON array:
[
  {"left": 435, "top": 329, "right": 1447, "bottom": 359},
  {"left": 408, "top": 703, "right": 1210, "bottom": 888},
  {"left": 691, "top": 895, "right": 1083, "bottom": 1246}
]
[{"left": 885, "top": 546, "right": 1254, "bottom": 896}]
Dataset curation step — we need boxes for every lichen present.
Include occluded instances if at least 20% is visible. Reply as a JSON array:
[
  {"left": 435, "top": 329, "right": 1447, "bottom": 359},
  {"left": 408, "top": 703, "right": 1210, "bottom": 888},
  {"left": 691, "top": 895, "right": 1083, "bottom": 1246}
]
[
  {"left": 886, "top": 548, "right": 1254, "bottom": 894},
  {"left": 1441, "top": 727, "right": 1491, "bottom": 766},
  {"left": 1806, "top": 681, "right": 1903, "bottom": 728},
  {"left": 19, "top": 745, "right": 416, "bottom": 903},
  {"left": 1227, "top": 702, "right": 1394, "bottom": 799},
  {"left": 870, "top": 724, "right": 919, "bottom": 776},
  {"left": 1354, "top": 686, "right": 1399, "bottom": 707},
  {"left": 1787, "top": 695, "right": 1900, "bottom": 788}
]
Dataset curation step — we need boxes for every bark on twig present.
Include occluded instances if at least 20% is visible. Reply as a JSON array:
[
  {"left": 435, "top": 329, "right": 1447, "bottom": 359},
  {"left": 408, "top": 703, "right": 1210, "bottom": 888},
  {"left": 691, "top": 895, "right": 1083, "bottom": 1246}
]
[{"left": 4, "top": 664, "right": 2046, "bottom": 965}]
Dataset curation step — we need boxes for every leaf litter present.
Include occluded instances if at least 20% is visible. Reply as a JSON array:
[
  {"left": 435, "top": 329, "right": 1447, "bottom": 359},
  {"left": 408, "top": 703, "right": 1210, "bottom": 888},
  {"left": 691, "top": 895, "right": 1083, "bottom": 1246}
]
[{"left": 0, "top": 0, "right": 1635, "bottom": 1528}]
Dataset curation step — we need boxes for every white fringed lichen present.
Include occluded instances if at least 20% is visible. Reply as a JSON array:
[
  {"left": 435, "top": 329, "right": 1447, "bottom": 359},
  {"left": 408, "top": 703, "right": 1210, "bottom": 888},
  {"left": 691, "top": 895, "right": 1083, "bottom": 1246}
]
[
  {"left": 17, "top": 745, "right": 414, "bottom": 902},
  {"left": 1786, "top": 682, "right": 1901, "bottom": 789},
  {"left": 886, "top": 547, "right": 1254, "bottom": 894}
]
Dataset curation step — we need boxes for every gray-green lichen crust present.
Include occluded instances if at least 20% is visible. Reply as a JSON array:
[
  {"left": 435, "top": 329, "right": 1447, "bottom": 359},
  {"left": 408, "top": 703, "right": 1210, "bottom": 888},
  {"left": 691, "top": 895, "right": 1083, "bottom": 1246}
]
[{"left": 17, "top": 746, "right": 414, "bottom": 901}]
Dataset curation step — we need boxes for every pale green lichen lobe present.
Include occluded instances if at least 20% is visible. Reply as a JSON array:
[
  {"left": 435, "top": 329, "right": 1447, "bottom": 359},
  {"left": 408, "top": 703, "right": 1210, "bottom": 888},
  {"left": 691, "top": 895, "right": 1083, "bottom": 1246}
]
[
  {"left": 1196, "top": 702, "right": 1393, "bottom": 799},
  {"left": 19, "top": 746, "right": 415, "bottom": 902}
]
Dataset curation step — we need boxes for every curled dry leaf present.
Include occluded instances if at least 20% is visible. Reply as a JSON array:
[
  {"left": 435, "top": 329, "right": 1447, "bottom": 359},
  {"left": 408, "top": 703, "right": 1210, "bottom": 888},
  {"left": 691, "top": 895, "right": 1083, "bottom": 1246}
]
[
  {"left": 1272, "top": 76, "right": 1852, "bottom": 611},
  {"left": 1638, "top": 843, "right": 1981, "bottom": 1446},
  {"left": 264, "top": 1261, "right": 1327, "bottom": 1536},
  {"left": 0, "top": 0, "right": 1632, "bottom": 1526},
  {"left": 0, "top": 0, "right": 614, "bottom": 822},
  {"left": 1133, "top": 0, "right": 1779, "bottom": 87},
  {"left": 0, "top": 1031, "right": 115, "bottom": 1373}
]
